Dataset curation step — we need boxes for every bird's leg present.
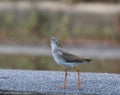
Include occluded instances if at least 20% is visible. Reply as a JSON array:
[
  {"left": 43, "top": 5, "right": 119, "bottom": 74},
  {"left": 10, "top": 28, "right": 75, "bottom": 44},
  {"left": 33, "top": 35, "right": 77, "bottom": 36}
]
[
  {"left": 58, "top": 69, "right": 67, "bottom": 89},
  {"left": 74, "top": 67, "right": 80, "bottom": 89}
]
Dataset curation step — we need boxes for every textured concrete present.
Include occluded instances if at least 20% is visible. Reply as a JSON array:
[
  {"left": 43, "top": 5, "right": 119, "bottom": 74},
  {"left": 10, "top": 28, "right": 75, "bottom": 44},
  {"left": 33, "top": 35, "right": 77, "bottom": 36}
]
[{"left": 0, "top": 69, "right": 120, "bottom": 95}]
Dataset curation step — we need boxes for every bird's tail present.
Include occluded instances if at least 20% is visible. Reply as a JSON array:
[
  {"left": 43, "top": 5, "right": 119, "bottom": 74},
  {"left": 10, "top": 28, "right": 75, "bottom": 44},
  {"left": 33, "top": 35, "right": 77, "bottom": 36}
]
[{"left": 86, "top": 59, "right": 92, "bottom": 62}]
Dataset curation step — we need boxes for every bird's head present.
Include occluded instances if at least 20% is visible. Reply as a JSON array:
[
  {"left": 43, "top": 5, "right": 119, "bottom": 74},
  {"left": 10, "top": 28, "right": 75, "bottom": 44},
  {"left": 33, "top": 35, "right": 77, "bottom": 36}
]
[{"left": 50, "top": 37, "right": 62, "bottom": 48}]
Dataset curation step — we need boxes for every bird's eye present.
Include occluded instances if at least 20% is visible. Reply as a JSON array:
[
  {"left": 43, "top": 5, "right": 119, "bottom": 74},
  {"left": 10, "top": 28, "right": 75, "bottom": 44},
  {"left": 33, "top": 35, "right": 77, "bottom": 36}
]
[
  {"left": 51, "top": 37, "right": 57, "bottom": 42},
  {"left": 54, "top": 38, "right": 57, "bottom": 41}
]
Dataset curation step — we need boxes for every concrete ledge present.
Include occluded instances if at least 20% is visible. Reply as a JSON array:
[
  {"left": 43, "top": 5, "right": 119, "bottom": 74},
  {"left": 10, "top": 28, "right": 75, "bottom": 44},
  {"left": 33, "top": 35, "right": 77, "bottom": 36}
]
[{"left": 0, "top": 69, "right": 120, "bottom": 95}]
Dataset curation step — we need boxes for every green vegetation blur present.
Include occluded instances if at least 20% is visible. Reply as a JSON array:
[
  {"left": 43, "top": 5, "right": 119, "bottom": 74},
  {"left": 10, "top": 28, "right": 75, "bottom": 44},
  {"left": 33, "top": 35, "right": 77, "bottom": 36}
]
[
  {"left": 0, "top": 4, "right": 120, "bottom": 45},
  {"left": 0, "top": 55, "right": 120, "bottom": 73},
  {"left": 0, "top": 0, "right": 120, "bottom": 73}
]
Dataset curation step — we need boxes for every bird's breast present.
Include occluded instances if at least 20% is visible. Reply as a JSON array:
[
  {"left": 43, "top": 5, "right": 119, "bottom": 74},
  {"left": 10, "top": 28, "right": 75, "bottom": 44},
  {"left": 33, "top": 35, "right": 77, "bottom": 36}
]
[{"left": 52, "top": 52, "right": 64, "bottom": 64}]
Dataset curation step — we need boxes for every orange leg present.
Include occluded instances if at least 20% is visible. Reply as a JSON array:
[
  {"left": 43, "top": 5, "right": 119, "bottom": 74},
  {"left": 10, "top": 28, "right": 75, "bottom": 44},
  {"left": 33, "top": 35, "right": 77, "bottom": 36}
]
[
  {"left": 74, "top": 67, "right": 80, "bottom": 89},
  {"left": 58, "top": 69, "right": 67, "bottom": 89}
]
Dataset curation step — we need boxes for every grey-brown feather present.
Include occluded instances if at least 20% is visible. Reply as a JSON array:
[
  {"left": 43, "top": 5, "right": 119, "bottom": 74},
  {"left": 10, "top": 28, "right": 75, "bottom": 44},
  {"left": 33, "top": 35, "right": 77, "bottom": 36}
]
[{"left": 57, "top": 49, "right": 91, "bottom": 63}]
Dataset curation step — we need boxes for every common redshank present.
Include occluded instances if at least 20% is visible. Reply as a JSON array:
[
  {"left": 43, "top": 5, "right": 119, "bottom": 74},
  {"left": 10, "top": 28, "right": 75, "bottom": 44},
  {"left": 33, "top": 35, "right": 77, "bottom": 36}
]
[{"left": 50, "top": 37, "right": 91, "bottom": 89}]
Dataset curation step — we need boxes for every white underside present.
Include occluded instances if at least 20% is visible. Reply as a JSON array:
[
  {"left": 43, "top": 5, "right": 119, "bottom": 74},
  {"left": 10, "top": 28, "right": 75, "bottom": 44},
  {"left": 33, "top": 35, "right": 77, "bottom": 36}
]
[{"left": 52, "top": 52, "right": 88, "bottom": 68}]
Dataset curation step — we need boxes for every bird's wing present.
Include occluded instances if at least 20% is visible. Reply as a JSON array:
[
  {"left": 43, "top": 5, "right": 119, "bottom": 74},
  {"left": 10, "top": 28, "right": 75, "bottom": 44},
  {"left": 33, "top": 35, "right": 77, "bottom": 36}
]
[{"left": 57, "top": 50, "right": 91, "bottom": 63}]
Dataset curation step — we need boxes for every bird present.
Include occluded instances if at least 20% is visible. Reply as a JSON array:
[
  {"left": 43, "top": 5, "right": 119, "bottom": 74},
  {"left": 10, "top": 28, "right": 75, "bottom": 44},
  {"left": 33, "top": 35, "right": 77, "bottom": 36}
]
[{"left": 50, "top": 37, "right": 91, "bottom": 89}]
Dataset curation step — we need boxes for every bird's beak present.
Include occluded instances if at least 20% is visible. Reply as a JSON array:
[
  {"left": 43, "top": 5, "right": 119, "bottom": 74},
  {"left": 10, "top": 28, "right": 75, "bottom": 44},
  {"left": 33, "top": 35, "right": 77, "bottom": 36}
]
[{"left": 56, "top": 41, "right": 63, "bottom": 48}]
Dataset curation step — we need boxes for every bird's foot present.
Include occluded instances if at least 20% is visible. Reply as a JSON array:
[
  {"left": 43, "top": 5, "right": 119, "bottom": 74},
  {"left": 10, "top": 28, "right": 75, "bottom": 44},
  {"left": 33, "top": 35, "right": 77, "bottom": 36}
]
[
  {"left": 58, "top": 85, "right": 66, "bottom": 89},
  {"left": 77, "top": 86, "right": 80, "bottom": 89}
]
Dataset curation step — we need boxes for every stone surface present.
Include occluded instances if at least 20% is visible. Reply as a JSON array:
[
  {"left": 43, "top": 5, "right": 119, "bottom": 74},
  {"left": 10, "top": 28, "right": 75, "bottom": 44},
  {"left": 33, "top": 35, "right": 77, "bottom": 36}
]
[{"left": 0, "top": 69, "right": 120, "bottom": 95}]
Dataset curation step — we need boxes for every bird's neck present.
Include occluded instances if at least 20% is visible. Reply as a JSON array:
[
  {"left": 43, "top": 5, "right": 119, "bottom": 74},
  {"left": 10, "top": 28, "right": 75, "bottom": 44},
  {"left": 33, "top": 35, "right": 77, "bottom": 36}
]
[{"left": 51, "top": 43, "right": 58, "bottom": 53}]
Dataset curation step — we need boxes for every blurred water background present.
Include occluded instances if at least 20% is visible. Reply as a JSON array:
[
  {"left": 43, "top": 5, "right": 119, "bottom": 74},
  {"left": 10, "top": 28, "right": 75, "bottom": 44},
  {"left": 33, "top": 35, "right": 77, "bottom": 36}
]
[{"left": 0, "top": 0, "right": 120, "bottom": 73}]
